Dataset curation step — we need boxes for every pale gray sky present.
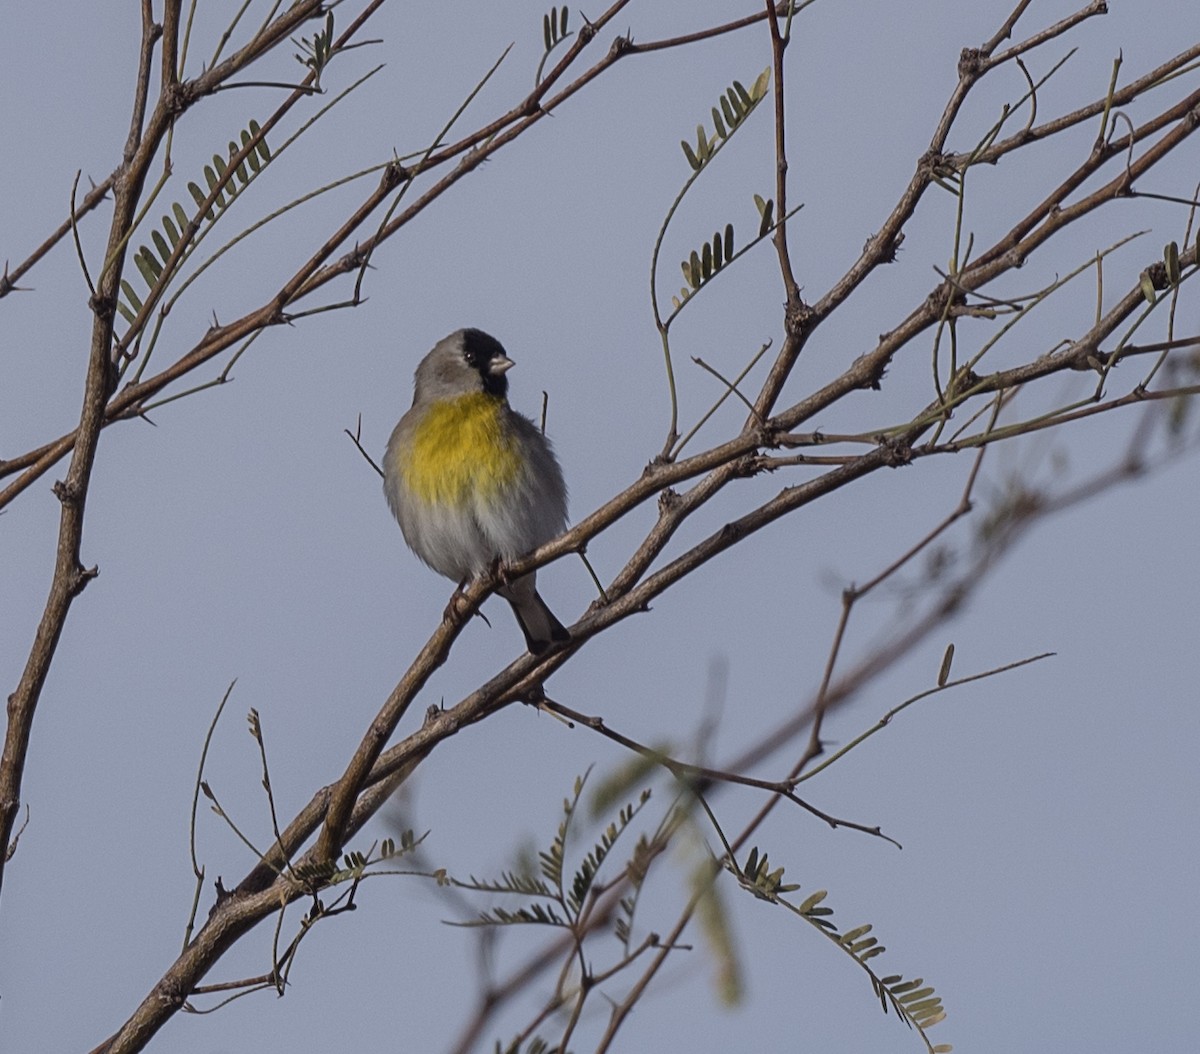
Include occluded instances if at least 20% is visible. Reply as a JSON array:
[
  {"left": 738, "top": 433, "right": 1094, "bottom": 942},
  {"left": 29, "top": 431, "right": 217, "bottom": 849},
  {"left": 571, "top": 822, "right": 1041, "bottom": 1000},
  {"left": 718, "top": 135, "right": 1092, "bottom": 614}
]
[{"left": 2, "top": 2, "right": 1198, "bottom": 1052}]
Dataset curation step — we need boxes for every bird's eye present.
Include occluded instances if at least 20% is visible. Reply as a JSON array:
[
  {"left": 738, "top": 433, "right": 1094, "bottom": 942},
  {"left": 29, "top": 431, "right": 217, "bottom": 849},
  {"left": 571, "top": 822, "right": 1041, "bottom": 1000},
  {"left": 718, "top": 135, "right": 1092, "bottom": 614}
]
[{"left": 459, "top": 330, "right": 507, "bottom": 376}]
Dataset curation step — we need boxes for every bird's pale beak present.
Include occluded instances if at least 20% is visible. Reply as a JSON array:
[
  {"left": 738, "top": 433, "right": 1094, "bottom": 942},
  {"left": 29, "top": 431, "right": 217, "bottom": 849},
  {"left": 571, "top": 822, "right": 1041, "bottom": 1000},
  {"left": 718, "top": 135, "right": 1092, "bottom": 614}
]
[{"left": 489, "top": 355, "right": 516, "bottom": 375}]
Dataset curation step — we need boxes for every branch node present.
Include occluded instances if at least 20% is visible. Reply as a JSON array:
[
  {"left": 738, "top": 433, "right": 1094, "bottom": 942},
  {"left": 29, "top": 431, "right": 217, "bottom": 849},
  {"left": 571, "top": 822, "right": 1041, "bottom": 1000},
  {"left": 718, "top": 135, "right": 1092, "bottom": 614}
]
[
  {"left": 784, "top": 299, "right": 814, "bottom": 337},
  {"left": 919, "top": 148, "right": 949, "bottom": 176},
  {"left": 70, "top": 563, "right": 100, "bottom": 597},
  {"left": 950, "top": 366, "right": 982, "bottom": 393},
  {"left": 156, "top": 975, "right": 187, "bottom": 1009},
  {"left": 213, "top": 875, "right": 233, "bottom": 906},
  {"left": 51, "top": 478, "right": 81, "bottom": 507},
  {"left": 929, "top": 280, "right": 965, "bottom": 319},
  {"left": 878, "top": 436, "right": 913, "bottom": 467},
  {"left": 1003, "top": 246, "right": 1027, "bottom": 270},
  {"left": 657, "top": 487, "right": 681, "bottom": 515},
  {"left": 608, "top": 32, "right": 633, "bottom": 59},
  {"left": 862, "top": 353, "right": 888, "bottom": 390},
  {"left": 381, "top": 160, "right": 409, "bottom": 191},
  {"left": 733, "top": 453, "right": 758, "bottom": 479},
  {"left": 865, "top": 228, "right": 904, "bottom": 263},
  {"left": 88, "top": 292, "right": 115, "bottom": 322},
  {"left": 164, "top": 80, "right": 189, "bottom": 116},
  {"left": 958, "top": 47, "right": 984, "bottom": 77}
]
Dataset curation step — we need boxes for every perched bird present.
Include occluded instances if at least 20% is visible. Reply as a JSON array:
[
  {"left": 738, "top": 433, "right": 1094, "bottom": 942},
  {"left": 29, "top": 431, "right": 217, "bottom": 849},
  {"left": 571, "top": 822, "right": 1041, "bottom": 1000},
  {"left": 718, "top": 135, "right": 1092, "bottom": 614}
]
[{"left": 383, "top": 328, "right": 570, "bottom": 654}]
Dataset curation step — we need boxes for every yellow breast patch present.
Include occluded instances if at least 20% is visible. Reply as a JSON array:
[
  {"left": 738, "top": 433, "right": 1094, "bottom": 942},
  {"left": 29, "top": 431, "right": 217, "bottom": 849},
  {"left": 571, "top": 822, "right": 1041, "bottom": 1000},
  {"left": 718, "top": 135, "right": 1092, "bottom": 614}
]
[{"left": 402, "top": 392, "right": 522, "bottom": 505}]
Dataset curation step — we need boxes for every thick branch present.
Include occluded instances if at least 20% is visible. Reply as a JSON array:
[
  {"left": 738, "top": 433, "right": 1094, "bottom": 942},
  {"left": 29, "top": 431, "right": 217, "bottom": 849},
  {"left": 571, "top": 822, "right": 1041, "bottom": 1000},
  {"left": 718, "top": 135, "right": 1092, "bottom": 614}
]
[{"left": 0, "top": 0, "right": 162, "bottom": 901}]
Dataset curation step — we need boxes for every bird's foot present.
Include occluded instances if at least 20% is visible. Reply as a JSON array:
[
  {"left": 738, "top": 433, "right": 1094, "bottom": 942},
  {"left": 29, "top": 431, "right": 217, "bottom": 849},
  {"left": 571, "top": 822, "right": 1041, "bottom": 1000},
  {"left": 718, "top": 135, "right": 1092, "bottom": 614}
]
[
  {"left": 486, "top": 556, "right": 516, "bottom": 589},
  {"left": 443, "top": 582, "right": 492, "bottom": 628},
  {"left": 443, "top": 581, "right": 472, "bottom": 624}
]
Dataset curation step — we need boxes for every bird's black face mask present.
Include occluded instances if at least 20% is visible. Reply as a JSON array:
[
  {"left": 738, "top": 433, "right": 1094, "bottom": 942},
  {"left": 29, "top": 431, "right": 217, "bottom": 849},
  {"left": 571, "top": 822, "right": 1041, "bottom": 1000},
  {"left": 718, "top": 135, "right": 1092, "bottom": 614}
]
[{"left": 460, "top": 327, "right": 511, "bottom": 398}]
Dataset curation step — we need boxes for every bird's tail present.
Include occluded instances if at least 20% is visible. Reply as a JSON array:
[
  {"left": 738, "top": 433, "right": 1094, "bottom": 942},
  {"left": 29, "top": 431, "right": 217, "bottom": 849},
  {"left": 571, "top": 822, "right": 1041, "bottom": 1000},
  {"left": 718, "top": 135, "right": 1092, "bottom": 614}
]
[{"left": 500, "top": 573, "right": 570, "bottom": 656}]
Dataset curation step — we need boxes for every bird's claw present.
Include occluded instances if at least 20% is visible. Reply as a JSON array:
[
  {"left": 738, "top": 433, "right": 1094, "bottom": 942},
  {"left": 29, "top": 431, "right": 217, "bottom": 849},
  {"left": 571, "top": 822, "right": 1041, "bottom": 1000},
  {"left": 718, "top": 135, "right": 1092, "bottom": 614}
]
[
  {"left": 443, "top": 585, "right": 472, "bottom": 624},
  {"left": 487, "top": 556, "right": 515, "bottom": 588}
]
